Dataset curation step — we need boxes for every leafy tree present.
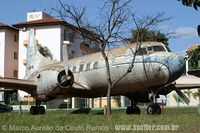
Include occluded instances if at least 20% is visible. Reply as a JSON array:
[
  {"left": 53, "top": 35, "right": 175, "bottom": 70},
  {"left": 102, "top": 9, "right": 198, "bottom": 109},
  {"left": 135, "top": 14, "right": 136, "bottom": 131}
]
[
  {"left": 184, "top": 89, "right": 192, "bottom": 98},
  {"left": 187, "top": 46, "right": 200, "bottom": 69},
  {"left": 184, "top": 89, "right": 192, "bottom": 105},
  {"left": 37, "top": 44, "right": 53, "bottom": 60},
  {"left": 192, "top": 88, "right": 200, "bottom": 104},
  {"left": 178, "top": 0, "right": 200, "bottom": 10},
  {"left": 173, "top": 93, "right": 184, "bottom": 107},
  {"left": 129, "top": 28, "right": 169, "bottom": 46}
]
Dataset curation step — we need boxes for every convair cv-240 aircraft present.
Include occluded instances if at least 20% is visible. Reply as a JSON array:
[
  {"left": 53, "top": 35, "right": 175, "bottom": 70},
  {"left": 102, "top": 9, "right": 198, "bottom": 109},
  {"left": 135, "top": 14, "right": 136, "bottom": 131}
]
[{"left": 0, "top": 30, "right": 188, "bottom": 115}]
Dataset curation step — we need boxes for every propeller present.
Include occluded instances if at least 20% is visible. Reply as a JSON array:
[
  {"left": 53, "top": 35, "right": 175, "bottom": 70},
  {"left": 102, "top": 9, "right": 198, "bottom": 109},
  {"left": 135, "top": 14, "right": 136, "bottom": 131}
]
[
  {"left": 174, "top": 88, "right": 190, "bottom": 105},
  {"left": 62, "top": 41, "right": 70, "bottom": 76},
  {"left": 58, "top": 41, "right": 74, "bottom": 88}
]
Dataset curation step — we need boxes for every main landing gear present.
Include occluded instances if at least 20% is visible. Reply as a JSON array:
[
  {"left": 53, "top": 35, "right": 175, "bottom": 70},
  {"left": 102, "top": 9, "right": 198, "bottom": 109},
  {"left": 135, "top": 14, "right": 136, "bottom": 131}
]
[
  {"left": 126, "top": 100, "right": 140, "bottom": 115},
  {"left": 30, "top": 100, "right": 45, "bottom": 115}
]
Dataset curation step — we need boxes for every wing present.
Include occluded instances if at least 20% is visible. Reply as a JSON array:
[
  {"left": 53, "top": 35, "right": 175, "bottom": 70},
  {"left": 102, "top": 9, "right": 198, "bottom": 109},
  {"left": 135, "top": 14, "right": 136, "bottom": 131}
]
[
  {"left": 0, "top": 77, "right": 36, "bottom": 94},
  {"left": 174, "top": 75, "right": 200, "bottom": 89}
]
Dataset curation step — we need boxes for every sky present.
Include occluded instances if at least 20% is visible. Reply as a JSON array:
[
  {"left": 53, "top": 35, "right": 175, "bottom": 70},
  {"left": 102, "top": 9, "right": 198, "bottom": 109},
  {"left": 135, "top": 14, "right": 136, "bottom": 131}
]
[{"left": 0, "top": 0, "right": 199, "bottom": 52}]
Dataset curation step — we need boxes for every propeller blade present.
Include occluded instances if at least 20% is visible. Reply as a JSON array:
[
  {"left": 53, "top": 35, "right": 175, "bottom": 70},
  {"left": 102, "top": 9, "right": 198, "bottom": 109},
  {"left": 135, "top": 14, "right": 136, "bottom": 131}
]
[
  {"left": 174, "top": 88, "right": 190, "bottom": 105},
  {"left": 62, "top": 41, "right": 70, "bottom": 76}
]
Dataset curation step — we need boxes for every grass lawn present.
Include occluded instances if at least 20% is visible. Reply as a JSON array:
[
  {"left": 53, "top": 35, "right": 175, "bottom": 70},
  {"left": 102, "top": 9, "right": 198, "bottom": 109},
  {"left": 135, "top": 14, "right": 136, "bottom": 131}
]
[{"left": 0, "top": 107, "right": 200, "bottom": 133}]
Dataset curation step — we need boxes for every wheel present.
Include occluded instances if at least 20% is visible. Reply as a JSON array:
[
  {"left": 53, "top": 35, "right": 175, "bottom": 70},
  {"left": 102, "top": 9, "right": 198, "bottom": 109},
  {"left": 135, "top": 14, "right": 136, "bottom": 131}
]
[
  {"left": 154, "top": 104, "right": 161, "bottom": 115},
  {"left": 30, "top": 106, "right": 38, "bottom": 115},
  {"left": 147, "top": 105, "right": 154, "bottom": 115},
  {"left": 38, "top": 106, "right": 45, "bottom": 114},
  {"left": 126, "top": 106, "right": 140, "bottom": 115},
  {"left": 147, "top": 104, "right": 161, "bottom": 115},
  {"left": 126, "top": 106, "right": 133, "bottom": 114}
]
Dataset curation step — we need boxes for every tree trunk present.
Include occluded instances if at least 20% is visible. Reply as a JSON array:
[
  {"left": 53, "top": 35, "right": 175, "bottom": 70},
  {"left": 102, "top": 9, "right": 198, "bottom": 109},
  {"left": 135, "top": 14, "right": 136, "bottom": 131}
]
[{"left": 101, "top": 50, "right": 112, "bottom": 115}]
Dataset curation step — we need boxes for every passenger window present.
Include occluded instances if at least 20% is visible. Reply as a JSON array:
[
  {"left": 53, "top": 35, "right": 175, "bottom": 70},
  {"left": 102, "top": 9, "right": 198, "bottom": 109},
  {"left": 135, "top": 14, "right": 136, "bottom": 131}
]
[
  {"left": 86, "top": 63, "right": 91, "bottom": 71},
  {"left": 93, "top": 61, "right": 98, "bottom": 69},
  {"left": 79, "top": 64, "right": 84, "bottom": 72},
  {"left": 165, "top": 46, "right": 171, "bottom": 52}
]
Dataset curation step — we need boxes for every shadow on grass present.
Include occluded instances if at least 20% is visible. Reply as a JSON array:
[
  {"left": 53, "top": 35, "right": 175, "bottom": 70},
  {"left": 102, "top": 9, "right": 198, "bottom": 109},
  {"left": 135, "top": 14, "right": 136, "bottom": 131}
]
[{"left": 70, "top": 108, "right": 91, "bottom": 114}]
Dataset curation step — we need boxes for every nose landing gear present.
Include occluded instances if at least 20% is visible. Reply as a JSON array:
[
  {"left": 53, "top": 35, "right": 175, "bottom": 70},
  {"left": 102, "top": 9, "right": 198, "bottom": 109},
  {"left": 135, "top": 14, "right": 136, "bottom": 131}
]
[
  {"left": 147, "top": 90, "right": 161, "bottom": 115},
  {"left": 147, "top": 103, "right": 161, "bottom": 115}
]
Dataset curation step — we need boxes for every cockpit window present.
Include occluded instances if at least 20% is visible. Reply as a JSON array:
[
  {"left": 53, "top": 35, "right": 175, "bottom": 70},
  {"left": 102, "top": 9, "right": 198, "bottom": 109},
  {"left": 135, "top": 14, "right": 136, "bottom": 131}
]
[
  {"left": 137, "top": 48, "right": 147, "bottom": 55},
  {"left": 165, "top": 46, "right": 171, "bottom": 52},
  {"left": 147, "top": 47, "right": 153, "bottom": 51},
  {"left": 152, "top": 46, "right": 166, "bottom": 52}
]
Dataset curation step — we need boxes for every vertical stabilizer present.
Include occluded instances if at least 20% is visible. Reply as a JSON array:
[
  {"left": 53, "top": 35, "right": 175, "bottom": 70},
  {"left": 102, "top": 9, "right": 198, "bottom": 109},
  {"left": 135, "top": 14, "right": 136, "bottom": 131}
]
[{"left": 26, "top": 29, "right": 55, "bottom": 76}]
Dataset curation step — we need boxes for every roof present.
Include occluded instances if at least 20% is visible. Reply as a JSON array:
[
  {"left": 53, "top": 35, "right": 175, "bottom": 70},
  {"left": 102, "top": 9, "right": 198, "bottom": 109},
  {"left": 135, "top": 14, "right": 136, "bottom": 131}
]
[
  {"left": 0, "top": 22, "right": 18, "bottom": 32},
  {"left": 13, "top": 17, "right": 76, "bottom": 29},
  {"left": 13, "top": 17, "right": 102, "bottom": 43}
]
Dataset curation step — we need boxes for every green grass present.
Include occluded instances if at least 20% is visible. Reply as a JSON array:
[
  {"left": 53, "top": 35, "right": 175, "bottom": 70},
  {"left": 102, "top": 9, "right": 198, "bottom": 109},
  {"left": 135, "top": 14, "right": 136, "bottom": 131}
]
[{"left": 0, "top": 108, "right": 200, "bottom": 133}]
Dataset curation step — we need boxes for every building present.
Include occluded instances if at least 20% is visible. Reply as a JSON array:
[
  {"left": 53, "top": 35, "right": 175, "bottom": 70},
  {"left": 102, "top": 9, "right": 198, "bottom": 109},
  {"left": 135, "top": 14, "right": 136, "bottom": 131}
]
[
  {"left": 0, "top": 23, "right": 19, "bottom": 102},
  {"left": 12, "top": 11, "right": 100, "bottom": 108},
  {"left": 166, "top": 44, "right": 200, "bottom": 107}
]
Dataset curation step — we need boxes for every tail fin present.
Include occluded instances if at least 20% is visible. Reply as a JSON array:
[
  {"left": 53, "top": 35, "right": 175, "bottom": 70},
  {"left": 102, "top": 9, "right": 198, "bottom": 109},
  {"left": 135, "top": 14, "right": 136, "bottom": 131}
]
[{"left": 26, "top": 29, "right": 55, "bottom": 76}]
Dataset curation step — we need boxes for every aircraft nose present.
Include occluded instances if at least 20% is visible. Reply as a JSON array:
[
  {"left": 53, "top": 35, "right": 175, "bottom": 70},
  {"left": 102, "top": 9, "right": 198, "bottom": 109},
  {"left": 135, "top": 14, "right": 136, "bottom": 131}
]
[{"left": 165, "top": 53, "right": 185, "bottom": 83}]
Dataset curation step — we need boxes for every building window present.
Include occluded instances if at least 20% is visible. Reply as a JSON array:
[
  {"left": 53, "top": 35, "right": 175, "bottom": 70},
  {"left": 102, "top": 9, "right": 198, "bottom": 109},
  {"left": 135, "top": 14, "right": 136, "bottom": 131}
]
[
  {"left": 64, "top": 29, "right": 74, "bottom": 42},
  {"left": 93, "top": 61, "right": 98, "bottom": 69},
  {"left": 64, "top": 29, "right": 67, "bottom": 41},
  {"left": 13, "top": 70, "right": 18, "bottom": 78},
  {"left": 14, "top": 52, "right": 18, "bottom": 60},
  {"left": 14, "top": 35, "right": 18, "bottom": 42},
  {"left": 69, "top": 32, "right": 74, "bottom": 42},
  {"left": 71, "top": 50, "right": 75, "bottom": 54}
]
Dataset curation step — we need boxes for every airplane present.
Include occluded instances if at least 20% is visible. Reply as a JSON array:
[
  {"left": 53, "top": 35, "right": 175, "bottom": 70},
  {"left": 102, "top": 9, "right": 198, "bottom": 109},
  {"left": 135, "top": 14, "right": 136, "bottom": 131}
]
[{"left": 0, "top": 29, "right": 195, "bottom": 115}]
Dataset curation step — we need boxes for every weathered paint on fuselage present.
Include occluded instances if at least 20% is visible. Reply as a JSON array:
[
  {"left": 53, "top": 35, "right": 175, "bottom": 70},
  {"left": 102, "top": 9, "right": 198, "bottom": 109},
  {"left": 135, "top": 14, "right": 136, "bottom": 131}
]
[{"left": 25, "top": 42, "right": 185, "bottom": 100}]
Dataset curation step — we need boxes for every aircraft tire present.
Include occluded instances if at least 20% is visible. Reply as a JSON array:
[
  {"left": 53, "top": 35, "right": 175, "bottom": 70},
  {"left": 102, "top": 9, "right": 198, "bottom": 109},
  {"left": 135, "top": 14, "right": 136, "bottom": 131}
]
[
  {"left": 126, "top": 106, "right": 140, "bottom": 114},
  {"left": 30, "top": 106, "right": 38, "bottom": 115},
  {"left": 38, "top": 106, "right": 45, "bottom": 114},
  {"left": 147, "top": 104, "right": 161, "bottom": 115}
]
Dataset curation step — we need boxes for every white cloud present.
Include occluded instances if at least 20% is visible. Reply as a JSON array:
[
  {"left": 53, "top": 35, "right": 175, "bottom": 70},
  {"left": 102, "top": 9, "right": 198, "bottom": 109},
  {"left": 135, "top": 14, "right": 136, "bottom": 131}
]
[
  {"left": 174, "top": 27, "right": 198, "bottom": 39},
  {"left": 159, "top": 25, "right": 198, "bottom": 39}
]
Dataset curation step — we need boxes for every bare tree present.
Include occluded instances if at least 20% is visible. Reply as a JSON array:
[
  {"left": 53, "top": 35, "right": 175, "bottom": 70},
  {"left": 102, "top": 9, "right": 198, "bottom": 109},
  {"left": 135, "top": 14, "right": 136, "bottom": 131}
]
[{"left": 52, "top": 0, "right": 170, "bottom": 115}]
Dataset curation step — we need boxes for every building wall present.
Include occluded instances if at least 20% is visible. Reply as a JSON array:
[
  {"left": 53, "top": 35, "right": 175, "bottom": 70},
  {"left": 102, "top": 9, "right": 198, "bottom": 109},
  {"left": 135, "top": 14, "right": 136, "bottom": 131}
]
[
  {"left": 34, "top": 26, "right": 62, "bottom": 61},
  {"left": 4, "top": 30, "right": 18, "bottom": 78},
  {"left": 0, "top": 30, "right": 5, "bottom": 77},
  {"left": 0, "top": 30, "right": 5, "bottom": 101}
]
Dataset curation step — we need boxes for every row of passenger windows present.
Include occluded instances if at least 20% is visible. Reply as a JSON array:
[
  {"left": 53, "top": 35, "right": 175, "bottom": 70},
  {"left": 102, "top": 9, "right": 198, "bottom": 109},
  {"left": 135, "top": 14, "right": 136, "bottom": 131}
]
[{"left": 70, "top": 61, "right": 98, "bottom": 72}]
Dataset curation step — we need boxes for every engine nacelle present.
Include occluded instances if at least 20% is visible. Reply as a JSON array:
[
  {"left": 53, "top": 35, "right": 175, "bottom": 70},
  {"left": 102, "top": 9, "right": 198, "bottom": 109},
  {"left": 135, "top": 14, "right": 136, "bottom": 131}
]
[
  {"left": 57, "top": 69, "right": 74, "bottom": 88},
  {"left": 35, "top": 69, "right": 74, "bottom": 101}
]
